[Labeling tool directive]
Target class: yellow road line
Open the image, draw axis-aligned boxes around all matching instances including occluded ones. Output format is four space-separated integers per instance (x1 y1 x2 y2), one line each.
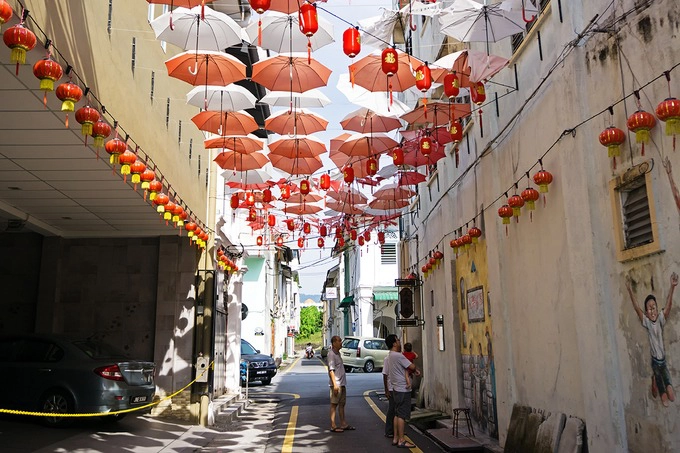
279 356 302 375
363 390 422 452
281 405 298 453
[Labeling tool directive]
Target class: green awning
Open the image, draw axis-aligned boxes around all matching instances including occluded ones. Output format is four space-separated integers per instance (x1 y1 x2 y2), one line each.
373 291 399 301
339 295 354 308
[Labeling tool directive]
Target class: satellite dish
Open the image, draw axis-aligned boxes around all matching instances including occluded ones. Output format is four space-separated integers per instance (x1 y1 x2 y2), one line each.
241 303 249 320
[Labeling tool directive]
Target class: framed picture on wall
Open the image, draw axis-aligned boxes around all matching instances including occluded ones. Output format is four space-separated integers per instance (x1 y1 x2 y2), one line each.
467 286 485 322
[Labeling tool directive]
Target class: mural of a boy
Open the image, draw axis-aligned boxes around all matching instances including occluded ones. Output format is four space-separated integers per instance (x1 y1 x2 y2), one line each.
626 272 678 407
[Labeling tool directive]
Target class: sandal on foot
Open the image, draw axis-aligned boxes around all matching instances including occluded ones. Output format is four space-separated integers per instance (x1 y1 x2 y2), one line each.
396 440 416 448
340 425 356 430
329 427 344 433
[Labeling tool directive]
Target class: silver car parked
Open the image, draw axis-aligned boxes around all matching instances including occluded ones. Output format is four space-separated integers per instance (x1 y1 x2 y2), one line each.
0 334 156 426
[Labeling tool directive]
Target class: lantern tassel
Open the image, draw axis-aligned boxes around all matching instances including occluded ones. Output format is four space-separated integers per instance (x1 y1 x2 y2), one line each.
201 0 205 19
258 18 262 46
65 113 69 128
478 109 484 137
350 65 355 88
43 92 48 108
423 98 427 120
307 39 312 65
389 81 393 107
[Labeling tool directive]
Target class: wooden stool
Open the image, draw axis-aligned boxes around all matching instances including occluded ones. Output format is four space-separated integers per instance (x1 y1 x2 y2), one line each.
452 407 475 438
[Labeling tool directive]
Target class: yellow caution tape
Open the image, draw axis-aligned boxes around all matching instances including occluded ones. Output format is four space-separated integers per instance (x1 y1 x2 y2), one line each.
0 361 214 418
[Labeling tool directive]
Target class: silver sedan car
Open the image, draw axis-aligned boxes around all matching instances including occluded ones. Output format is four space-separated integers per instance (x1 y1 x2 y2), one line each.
0 334 156 426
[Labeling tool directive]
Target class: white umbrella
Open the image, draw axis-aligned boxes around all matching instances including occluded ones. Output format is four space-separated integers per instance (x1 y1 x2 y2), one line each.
358 9 401 51
186 85 257 111
244 11 335 53
260 89 331 108
222 168 281 189
399 1 444 17
336 74 410 117
438 0 532 54
150 5 243 51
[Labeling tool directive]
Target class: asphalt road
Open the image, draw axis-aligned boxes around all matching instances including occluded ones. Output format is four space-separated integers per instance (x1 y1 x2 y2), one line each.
0 354 444 452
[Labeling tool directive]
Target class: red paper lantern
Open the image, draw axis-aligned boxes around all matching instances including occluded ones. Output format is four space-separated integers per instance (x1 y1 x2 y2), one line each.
656 97 680 136
627 110 655 155
338 236 345 247
377 231 385 244
0 1 12 25
434 250 444 261
508 194 525 219
262 188 272 203
358 236 365 246
185 222 197 237
256 236 263 246
421 265 428 274
3 23 36 71
450 119 463 143
350 229 358 241
248 208 257 222
276 236 284 247
335 227 343 238
429 256 437 266
470 81 486 105
320 173 331 190
140 169 155 199
300 179 311 195
297 237 305 248
366 157 378 176
468 227 482 243
268 214 276 227
105 137 127 166
299 2 318 36
249 0 271 14
286 219 295 231
32 56 63 105
381 48 398 76
153 193 169 213
415 63 432 93
443 73 460 99
319 224 327 236
498 204 513 224
75 105 100 136
118 150 137 179
55 81 83 127
363 231 371 241
521 187 540 210
230 193 240 209
280 184 291 200
533 169 553 193
163 201 176 222
343 166 355 184
317 237 325 248
91 120 112 149
599 126 626 160
343 27 361 58
392 147 404 165
245 191 255 207
303 222 311 235
148 180 163 201
420 136 433 155
129 161 146 188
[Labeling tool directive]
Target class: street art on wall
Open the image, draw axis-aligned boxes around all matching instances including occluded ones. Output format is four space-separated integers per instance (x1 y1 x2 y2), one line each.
626 271 678 407
467 286 485 322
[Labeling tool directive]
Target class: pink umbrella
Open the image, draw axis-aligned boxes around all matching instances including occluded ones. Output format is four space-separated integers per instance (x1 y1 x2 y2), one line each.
165 50 246 86
270 154 324 175
213 151 269 171
326 200 365 215
337 133 399 158
340 107 403 133
265 108 329 135
368 198 410 210
204 135 265 153
268 135 327 159
251 53 332 93
373 184 416 201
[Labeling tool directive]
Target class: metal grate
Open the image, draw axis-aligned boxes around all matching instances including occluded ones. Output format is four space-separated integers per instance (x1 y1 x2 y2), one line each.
381 243 397 264
621 183 653 249
511 0 551 53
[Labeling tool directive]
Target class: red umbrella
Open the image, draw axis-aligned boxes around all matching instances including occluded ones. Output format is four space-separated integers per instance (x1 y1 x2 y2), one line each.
265 108 329 135
373 184 416 201
251 53 332 93
269 0 301 14
401 102 471 126
368 198 410 210
214 151 269 171
285 193 323 204
340 107 403 133
269 135 327 159
326 200 365 215
401 126 454 146
349 49 424 93
395 171 426 186
204 135 264 153
327 188 368 205
283 203 323 215
402 148 447 167
191 110 259 135
165 50 246 86
337 133 399 158
330 133 353 152
269 154 323 175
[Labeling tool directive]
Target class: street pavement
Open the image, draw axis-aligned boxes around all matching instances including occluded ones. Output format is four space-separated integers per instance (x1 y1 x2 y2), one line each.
0 353 447 452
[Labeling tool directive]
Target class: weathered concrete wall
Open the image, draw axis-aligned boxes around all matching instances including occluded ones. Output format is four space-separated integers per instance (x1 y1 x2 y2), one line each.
0 232 42 333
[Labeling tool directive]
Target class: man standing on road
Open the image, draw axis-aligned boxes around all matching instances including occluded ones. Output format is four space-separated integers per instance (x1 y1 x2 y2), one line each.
382 351 395 439
327 335 355 432
386 334 419 448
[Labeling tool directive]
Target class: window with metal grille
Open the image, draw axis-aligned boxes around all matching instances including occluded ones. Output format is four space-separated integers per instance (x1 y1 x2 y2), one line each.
621 181 653 249
381 243 397 264
511 0 551 53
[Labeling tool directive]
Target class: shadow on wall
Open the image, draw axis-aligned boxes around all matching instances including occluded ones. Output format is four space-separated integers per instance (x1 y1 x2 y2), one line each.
504 404 587 453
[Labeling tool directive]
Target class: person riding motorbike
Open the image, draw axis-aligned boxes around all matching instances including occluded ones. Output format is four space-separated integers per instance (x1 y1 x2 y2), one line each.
305 343 314 359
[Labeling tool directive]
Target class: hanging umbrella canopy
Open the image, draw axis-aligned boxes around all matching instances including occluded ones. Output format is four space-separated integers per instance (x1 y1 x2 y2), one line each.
340 107 403 133
186 85 257 111
223 168 278 190
358 9 401 51
269 154 324 175
327 188 368 205
165 50 246 86
283 203 324 215
401 102 471 125
326 200 365 215
251 53 332 93
349 49 424 93
330 132 354 153
401 126 454 146
244 11 335 53
285 193 323 204
268 0 303 14
377 164 425 185
148 0 214 7
337 133 399 158
373 183 416 200
214 150 269 171
192 110 259 135
368 198 410 210
150 5 243 51
402 147 447 167
261 89 331 108
204 134 265 153
265 108 329 135
269 135 327 159
431 49 509 87
438 0 534 54
337 74 411 117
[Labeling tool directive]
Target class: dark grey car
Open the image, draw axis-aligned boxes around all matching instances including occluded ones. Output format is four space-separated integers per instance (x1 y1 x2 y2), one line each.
0 334 155 426
240 339 277 385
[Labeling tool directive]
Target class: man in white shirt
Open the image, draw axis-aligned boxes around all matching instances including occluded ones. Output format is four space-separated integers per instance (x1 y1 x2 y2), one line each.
382 353 395 439
386 334 419 448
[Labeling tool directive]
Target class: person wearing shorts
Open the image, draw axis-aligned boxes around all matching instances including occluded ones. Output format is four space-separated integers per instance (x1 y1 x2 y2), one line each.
386 334 420 448
327 335 355 432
